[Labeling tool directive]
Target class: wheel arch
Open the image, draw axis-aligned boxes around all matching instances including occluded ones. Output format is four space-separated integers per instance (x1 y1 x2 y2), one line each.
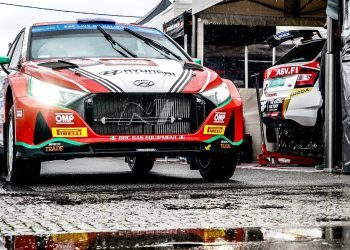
5 86 13 123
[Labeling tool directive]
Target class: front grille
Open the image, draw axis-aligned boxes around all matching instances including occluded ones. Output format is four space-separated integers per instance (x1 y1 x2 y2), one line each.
85 93 214 135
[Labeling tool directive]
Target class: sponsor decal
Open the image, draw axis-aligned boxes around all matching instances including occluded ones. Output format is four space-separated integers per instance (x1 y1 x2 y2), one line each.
276 66 299 76
220 140 231 149
290 88 312 98
203 125 226 135
278 158 291 163
32 24 163 35
55 113 74 125
265 92 277 98
263 99 283 112
214 112 226 124
204 144 211 151
220 143 231 149
275 31 292 39
52 128 88 138
99 59 157 66
16 109 23 119
136 148 157 152
45 143 64 152
99 69 176 77
133 80 155 87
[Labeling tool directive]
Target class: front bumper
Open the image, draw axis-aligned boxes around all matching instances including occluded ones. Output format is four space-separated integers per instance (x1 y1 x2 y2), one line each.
14 93 244 161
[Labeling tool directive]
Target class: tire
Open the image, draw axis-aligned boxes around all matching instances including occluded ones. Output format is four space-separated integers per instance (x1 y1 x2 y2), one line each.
126 156 154 175
3 107 41 184
196 153 237 180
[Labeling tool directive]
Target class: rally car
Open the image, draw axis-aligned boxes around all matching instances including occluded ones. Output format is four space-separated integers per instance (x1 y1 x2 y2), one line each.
261 30 326 155
0 19 243 183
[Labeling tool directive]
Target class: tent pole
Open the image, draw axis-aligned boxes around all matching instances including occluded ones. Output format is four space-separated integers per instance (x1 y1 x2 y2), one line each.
191 14 197 58
325 16 335 172
245 45 249 88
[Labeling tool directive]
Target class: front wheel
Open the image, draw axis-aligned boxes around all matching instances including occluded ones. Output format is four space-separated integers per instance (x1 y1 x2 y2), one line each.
126 156 155 175
196 153 237 180
4 107 41 184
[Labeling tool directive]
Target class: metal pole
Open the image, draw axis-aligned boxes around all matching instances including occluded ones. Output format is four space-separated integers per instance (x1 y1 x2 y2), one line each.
184 34 188 53
191 14 197 58
272 47 276 65
325 17 335 172
245 45 249 88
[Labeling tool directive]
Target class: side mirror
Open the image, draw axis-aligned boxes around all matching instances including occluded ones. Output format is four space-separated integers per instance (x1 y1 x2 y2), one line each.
0 56 10 65
193 58 202 65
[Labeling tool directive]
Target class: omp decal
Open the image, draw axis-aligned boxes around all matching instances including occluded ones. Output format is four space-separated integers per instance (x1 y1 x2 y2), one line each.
16 109 23 119
204 144 211 151
55 113 74 125
289 87 312 98
204 136 243 146
52 128 88 137
73 68 123 92
214 112 226 124
16 138 84 149
203 125 226 135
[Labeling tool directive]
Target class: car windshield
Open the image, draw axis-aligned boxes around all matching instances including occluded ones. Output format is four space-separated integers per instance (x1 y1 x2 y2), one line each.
30 23 189 61
275 40 325 65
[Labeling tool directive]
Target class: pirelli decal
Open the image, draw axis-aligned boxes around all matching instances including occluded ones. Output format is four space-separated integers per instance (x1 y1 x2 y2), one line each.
52 128 88 138
203 125 226 135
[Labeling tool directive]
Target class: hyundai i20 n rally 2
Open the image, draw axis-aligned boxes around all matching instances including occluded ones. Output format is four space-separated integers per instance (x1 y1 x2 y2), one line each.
261 30 326 156
0 19 243 183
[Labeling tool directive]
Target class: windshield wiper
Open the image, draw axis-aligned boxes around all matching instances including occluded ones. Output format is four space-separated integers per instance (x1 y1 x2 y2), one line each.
97 26 137 58
124 27 182 61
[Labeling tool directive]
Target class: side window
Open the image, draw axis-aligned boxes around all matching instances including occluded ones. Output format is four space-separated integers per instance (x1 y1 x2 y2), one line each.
9 32 24 69
345 0 350 30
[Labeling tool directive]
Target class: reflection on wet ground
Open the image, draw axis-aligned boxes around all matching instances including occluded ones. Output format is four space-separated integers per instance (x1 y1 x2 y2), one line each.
2 226 350 249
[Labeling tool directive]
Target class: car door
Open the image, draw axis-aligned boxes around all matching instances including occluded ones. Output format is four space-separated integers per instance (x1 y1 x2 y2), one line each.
0 30 25 147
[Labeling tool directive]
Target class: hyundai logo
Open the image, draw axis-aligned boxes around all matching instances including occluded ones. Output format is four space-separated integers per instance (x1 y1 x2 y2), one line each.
133 80 155 87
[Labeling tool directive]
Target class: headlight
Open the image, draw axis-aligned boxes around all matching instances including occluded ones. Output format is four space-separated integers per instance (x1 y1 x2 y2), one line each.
200 82 231 106
29 77 87 106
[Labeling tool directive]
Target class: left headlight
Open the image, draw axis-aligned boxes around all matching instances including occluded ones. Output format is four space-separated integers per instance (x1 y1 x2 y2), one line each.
29 77 87 106
200 82 231 106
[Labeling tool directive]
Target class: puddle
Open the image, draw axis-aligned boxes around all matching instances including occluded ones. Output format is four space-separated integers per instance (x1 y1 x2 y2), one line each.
2 226 350 249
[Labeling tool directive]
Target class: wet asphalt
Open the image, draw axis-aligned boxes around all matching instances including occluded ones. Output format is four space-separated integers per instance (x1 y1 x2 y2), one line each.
1 158 350 249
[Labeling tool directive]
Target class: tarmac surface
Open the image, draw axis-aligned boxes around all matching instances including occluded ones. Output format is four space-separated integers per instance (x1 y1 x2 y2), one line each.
0 158 350 249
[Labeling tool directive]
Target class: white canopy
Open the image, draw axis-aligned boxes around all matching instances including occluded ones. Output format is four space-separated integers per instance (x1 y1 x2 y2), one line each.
193 0 326 26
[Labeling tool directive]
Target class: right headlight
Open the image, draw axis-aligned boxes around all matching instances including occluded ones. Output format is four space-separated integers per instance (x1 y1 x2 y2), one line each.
200 82 231 106
29 77 87 106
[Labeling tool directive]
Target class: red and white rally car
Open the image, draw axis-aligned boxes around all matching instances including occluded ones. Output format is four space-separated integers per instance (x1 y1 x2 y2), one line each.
261 30 326 155
0 19 243 183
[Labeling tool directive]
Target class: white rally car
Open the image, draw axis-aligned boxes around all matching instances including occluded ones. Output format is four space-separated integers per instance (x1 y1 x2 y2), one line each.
261 30 326 155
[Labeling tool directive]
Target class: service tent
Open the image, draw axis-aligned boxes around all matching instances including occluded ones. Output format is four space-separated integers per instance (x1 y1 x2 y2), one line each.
137 0 192 31
192 0 327 26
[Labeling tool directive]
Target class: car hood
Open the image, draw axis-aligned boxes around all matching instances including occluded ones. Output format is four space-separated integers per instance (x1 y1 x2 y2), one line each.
25 58 220 94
